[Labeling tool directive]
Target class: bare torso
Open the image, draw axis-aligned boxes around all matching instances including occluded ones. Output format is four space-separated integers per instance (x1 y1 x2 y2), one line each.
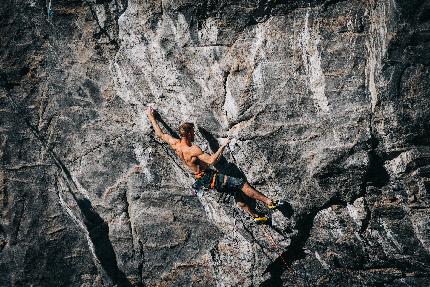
171 142 208 174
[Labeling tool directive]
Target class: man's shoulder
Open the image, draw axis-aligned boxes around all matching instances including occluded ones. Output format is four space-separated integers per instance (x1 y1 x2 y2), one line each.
190 145 203 154
170 138 180 145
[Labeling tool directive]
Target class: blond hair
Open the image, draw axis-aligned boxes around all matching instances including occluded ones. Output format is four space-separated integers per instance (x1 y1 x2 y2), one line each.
179 122 194 137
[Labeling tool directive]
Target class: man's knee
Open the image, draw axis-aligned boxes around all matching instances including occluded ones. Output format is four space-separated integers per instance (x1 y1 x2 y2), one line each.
236 201 247 208
241 181 250 189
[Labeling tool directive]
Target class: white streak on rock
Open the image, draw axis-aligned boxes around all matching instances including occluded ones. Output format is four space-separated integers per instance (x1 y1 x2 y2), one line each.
111 62 140 105
366 1 390 111
93 4 107 28
58 190 112 285
250 24 266 64
250 25 267 88
134 144 154 182
347 197 366 227
198 18 219 44
315 251 329 269
110 61 149 132
176 13 191 47
223 80 239 121
252 63 263 87
382 220 403 252
300 10 329 114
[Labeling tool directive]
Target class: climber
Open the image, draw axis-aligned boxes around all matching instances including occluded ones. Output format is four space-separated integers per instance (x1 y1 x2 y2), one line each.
145 107 280 224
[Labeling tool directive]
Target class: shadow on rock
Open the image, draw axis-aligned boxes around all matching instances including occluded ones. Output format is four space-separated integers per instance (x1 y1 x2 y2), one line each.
154 110 180 138
277 201 294 218
76 198 133 287
198 126 255 208
261 193 347 286
198 126 246 179
199 127 298 221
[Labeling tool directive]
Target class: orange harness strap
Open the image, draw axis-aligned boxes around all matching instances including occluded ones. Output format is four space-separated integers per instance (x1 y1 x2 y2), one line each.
210 173 217 189
195 171 205 179
194 170 217 190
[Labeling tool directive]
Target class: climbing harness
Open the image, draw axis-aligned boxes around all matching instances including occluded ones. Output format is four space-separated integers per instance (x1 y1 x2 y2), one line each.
211 173 217 189
195 170 205 179
192 169 219 192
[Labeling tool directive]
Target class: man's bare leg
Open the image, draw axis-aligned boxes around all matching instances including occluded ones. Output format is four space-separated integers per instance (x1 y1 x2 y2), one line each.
241 182 273 206
236 201 258 218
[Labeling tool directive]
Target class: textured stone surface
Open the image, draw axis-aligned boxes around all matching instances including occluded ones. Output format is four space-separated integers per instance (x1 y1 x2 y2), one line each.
1 0 430 286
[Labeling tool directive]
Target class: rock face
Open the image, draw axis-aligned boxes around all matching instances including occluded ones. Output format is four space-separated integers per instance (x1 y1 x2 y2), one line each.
1 0 430 286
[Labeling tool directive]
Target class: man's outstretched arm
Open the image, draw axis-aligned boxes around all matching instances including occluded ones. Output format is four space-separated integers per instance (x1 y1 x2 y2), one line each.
196 138 230 166
146 107 178 145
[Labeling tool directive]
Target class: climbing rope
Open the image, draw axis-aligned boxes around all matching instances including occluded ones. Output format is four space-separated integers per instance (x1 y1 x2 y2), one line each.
260 224 293 272
148 118 297 278
227 139 294 272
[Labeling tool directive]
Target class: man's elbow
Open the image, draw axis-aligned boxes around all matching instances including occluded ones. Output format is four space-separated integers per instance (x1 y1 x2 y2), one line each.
208 157 217 166
155 132 164 139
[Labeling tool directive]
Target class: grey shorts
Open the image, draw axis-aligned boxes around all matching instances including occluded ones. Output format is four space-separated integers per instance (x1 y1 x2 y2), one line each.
193 169 245 193
216 173 245 192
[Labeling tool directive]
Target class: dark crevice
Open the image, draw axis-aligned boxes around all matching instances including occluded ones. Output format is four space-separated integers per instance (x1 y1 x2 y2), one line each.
347 136 389 206
250 0 347 25
364 149 390 188
359 197 371 234
87 3 119 49
5 93 132 287
352 125 388 233
122 188 134 249
260 192 346 286
75 197 132 287
137 239 144 286
221 70 230 120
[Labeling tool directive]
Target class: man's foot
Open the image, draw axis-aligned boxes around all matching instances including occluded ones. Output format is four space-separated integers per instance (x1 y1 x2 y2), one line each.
266 200 284 209
254 216 269 225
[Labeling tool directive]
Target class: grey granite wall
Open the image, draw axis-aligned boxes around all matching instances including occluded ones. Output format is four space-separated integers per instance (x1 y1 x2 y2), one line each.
1 0 429 286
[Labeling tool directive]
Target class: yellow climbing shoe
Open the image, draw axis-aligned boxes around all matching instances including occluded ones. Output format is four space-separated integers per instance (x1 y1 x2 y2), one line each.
254 216 269 224
266 200 279 209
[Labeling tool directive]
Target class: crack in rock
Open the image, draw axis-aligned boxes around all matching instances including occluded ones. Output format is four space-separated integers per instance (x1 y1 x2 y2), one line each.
261 192 347 286
6 94 132 287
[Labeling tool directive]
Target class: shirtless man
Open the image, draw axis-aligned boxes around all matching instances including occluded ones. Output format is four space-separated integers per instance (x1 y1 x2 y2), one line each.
146 107 278 223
